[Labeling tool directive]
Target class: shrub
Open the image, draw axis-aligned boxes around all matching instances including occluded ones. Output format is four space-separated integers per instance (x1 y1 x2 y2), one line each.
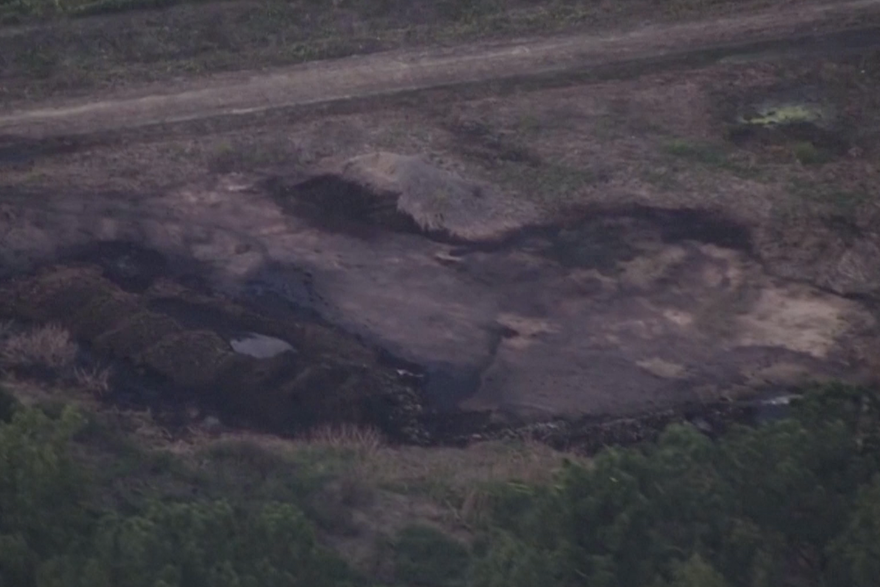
393 524 471 587
792 141 827 165
0 405 361 587
0 385 19 422
0 405 89 585
473 385 880 587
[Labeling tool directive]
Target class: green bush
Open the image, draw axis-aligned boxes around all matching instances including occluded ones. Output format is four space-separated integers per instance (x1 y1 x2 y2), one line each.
0 405 359 587
53 500 354 587
0 386 18 423
472 384 880 587
2 384 880 587
393 524 471 587
792 141 828 165
0 405 90 586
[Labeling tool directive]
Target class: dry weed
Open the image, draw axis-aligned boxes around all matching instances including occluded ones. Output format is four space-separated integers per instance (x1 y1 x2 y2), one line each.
73 365 113 397
306 423 385 457
359 435 586 526
0 324 78 371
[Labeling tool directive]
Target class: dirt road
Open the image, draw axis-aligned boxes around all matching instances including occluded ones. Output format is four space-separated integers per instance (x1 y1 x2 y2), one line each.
1 0 878 138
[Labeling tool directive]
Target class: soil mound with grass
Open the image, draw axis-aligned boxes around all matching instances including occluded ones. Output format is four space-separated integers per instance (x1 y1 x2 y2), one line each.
270 151 540 242
0 264 429 443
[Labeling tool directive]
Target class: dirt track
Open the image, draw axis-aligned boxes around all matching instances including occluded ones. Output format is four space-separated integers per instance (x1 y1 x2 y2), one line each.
1 0 878 138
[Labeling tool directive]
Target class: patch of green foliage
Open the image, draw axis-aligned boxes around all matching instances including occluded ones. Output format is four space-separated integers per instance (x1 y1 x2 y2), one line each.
0 402 363 587
393 524 471 587
788 179 871 215
664 138 731 167
792 141 830 166
0 385 19 423
661 138 759 179
2 383 880 586
468 383 880 587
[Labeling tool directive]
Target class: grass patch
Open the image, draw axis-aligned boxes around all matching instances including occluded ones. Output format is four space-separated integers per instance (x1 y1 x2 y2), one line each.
664 138 730 167
207 137 297 173
0 384 19 422
662 137 762 179
495 160 607 208
792 141 831 166
788 178 872 214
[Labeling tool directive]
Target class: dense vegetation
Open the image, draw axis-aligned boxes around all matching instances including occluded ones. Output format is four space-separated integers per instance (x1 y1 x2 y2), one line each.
0 397 361 587
2 383 880 586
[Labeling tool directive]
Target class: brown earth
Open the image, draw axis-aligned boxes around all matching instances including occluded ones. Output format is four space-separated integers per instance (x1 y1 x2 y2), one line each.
1 0 880 440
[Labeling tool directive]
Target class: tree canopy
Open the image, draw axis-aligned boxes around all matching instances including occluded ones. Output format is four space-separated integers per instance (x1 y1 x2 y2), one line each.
2 383 880 586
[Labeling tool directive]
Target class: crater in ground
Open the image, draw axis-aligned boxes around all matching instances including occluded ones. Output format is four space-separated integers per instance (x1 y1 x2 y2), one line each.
0 152 875 442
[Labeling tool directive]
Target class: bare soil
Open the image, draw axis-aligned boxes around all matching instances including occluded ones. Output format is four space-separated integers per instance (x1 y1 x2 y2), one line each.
1 0 880 443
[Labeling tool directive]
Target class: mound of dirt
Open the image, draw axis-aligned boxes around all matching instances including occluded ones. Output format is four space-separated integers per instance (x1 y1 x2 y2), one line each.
272 151 540 242
0 264 429 443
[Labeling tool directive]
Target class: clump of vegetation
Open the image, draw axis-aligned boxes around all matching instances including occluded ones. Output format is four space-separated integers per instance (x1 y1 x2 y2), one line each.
469 383 880 587
393 524 470 587
664 138 731 167
792 141 829 165
661 138 757 178
788 179 871 215
0 396 363 586
1 382 879 586
0 324 78 371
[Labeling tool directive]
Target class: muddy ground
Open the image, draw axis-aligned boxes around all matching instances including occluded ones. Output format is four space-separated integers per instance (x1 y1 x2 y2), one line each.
1 1 879 449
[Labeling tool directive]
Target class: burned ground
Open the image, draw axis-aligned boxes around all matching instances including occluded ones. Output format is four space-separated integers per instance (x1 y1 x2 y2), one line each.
1 0 879 449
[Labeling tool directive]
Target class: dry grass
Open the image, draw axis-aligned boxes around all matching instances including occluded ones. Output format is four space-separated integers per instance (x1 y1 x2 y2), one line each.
117 410 580 525
351 436 586 525
0 324 78 371
73 364 113 397
332 151 541 241
306 423 386 457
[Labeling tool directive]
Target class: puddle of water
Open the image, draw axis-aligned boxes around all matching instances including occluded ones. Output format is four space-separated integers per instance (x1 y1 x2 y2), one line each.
738 102 833 129
229 332 296 359
236 263 329 322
